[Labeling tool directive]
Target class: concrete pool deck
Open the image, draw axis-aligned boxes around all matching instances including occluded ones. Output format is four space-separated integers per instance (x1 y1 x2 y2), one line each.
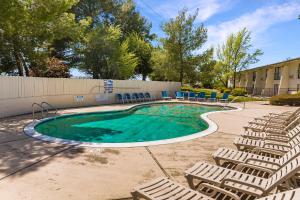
0 101 296 199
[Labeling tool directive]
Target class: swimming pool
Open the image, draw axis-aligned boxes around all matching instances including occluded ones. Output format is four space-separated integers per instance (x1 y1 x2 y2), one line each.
25 103 234 147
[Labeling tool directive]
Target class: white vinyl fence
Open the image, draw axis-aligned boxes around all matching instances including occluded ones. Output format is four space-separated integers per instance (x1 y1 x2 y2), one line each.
0 76 180 118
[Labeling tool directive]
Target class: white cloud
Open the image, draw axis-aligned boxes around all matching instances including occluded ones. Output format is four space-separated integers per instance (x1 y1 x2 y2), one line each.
152 0 232 22
206 1 300 49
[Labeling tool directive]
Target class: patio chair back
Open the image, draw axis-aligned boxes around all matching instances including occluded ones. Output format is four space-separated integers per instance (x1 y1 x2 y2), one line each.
266 155 300 192
222 93 229 100
183 92 189 98
210 92 217 99
138 93 145 99
198 92 206 99
279 144 300 166
161 91 170 98
144 92 151 99
124 93 131 100
288 125 300 147
175 91 183 98
132 93 139 100
189 92 196 98
116 93 123 102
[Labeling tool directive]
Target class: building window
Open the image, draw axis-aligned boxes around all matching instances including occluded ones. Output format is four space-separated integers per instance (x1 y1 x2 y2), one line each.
252 71 256 81
265 69 268 79
298 64 300 79
274 67 281 80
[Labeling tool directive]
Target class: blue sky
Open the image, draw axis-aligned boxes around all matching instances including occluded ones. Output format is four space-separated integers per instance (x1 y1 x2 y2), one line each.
135 0 300 68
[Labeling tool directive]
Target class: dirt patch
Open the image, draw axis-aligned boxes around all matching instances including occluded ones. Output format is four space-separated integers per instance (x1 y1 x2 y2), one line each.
85 155 108 164
103 148 120 155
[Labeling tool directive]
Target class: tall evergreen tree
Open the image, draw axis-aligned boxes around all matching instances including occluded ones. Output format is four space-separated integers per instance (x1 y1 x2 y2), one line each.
162 9 207 85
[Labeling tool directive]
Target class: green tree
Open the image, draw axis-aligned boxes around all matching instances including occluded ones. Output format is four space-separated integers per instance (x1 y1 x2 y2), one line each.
80 25 138 79
162 9 207 85
198 48 216 88
217 28 263 88
126 33 152 80
0 0 89 76
149 47 178 81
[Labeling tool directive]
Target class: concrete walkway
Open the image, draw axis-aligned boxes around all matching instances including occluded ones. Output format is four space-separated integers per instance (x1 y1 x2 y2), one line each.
0 101 296 200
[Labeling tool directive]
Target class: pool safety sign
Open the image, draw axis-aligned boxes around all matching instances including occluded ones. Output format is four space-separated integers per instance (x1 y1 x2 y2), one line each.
74 95 84 102
104 79 113 93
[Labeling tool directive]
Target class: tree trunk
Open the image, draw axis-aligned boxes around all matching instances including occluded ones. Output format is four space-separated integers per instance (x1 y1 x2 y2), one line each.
142 74 146 81
233 70 236 89
20 54 30 76
179 52 183 86
13 50 24 76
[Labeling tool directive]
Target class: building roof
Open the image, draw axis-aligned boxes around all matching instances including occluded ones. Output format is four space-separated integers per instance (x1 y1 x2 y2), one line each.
242 56 300 72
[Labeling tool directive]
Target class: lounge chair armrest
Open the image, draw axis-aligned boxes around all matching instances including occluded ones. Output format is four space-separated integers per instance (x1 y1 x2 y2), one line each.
243 158 281 167
220 178 265 193
235 163 274 175
252 147 285 157
199 183 241 200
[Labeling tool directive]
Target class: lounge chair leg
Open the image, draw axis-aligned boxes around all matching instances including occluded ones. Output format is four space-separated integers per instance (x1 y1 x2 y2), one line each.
131 191 139 200
185 175 195 189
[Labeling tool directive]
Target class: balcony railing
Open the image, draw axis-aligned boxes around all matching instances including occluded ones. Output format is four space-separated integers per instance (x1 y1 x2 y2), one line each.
240 87 299 97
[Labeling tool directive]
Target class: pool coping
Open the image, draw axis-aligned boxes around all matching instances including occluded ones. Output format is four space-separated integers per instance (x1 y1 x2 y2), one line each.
24 101 242 148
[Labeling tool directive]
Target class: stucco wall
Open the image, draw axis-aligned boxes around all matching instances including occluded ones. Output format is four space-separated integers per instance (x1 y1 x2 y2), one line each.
0 76 181 118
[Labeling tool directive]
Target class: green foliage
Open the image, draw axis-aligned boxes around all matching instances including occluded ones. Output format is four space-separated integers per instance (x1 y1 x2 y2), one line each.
80 25 138 79
0 0 89 76
181 86 218 95
150 47 178 81
126 33 152 80
231 88 247 96
161 9 208 85
198 48 217 88
216 28 263 88
270 94 300 106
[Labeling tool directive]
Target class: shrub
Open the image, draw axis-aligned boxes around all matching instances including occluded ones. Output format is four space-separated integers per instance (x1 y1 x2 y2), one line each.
224 89 232 94
270 93 300 106
231 88 247 96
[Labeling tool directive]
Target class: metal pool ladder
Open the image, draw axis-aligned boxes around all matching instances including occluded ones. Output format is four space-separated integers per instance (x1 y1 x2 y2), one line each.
222 96 246 110
32 102 58 120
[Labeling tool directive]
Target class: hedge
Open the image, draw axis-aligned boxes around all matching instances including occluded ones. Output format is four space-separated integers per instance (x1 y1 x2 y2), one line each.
231 88 247 96
270 93 300 106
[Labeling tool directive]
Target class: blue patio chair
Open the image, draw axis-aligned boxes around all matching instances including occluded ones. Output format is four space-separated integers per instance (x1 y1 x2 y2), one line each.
207 92 217 102
144 92 153 101
219 93 229 103
175 91 184 100
196 92 206 101
116 93 124 103
138 93 146 102
124 93 132 103
188 92 196 101
132 93 140 102
183 92 189 99
161 91 171 100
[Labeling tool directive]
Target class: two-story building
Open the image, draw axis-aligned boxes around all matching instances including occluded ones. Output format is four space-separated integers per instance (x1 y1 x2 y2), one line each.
236 57 300 96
